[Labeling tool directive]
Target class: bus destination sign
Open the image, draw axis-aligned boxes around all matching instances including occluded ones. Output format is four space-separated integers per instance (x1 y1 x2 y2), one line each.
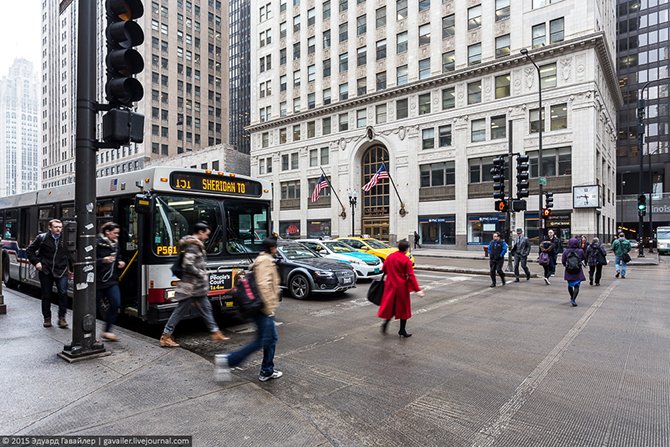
170 172 263 197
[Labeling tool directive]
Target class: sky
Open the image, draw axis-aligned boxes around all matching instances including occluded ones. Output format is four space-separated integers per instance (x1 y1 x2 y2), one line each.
1 0 42 77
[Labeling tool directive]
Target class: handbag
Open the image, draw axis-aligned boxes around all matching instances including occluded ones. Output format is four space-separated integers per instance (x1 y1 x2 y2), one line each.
622 252 632 263
232 270 265 318
367 274 385 306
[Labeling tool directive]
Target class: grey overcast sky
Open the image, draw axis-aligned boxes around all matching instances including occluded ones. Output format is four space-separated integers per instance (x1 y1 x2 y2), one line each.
1 0 42 77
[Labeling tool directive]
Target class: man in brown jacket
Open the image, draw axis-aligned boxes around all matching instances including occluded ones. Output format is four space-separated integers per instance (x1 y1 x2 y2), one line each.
215 237 282 382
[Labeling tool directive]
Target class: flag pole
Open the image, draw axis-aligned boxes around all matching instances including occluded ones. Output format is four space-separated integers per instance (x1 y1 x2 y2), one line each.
381 164 407 217
320 167 347 219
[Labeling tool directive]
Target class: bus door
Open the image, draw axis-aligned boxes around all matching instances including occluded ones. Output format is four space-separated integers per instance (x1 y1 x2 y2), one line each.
19 207 38 283
118 198 142 314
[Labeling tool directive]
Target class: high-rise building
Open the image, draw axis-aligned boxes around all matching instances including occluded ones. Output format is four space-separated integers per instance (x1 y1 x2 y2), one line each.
249 0 621 247
229 0 251 155
40 0 230 189
616 0 670 240
0 58 40 196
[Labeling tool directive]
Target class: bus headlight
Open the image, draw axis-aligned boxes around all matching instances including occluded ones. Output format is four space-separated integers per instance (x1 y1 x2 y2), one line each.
166 289 176 300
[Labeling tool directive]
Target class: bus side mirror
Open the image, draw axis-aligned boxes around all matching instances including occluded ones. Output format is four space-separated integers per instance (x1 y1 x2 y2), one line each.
135 194 151 215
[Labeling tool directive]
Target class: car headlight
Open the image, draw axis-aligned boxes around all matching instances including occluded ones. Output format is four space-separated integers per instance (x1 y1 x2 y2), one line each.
350 259 363 265
315 270 334 277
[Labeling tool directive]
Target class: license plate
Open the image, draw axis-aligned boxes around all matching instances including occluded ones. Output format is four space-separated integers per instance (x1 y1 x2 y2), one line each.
343 277 352 284
374 268 380 274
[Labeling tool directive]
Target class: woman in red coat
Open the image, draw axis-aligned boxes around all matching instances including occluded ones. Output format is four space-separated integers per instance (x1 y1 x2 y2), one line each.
378 240 424 337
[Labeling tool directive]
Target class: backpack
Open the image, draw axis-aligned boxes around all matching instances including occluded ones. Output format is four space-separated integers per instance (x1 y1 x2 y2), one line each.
232 270 264 318
565 250 581 274
171 250 185 279
538 252 550 266
588 244 599 266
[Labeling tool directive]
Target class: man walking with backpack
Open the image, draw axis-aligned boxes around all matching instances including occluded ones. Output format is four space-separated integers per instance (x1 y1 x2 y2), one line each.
215 237 282 382
612 233 632 278
512 228 531 282
562 238 586 307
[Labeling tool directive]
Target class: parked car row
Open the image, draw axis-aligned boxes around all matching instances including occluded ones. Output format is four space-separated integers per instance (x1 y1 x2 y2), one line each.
272 237 409 300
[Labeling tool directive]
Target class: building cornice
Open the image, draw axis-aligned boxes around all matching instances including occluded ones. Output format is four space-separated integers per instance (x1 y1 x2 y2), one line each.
247 32 622 134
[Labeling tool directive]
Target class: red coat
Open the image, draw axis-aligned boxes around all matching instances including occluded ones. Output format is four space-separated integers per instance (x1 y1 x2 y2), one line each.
377 251 421 320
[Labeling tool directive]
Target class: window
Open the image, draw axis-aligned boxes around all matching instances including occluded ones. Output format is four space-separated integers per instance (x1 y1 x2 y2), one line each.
282 154 289 171
376 39 387 60
280 75 287 91
491 115 506 139
308 36 316 54
324 88 331 105
339 53 348 72
397 98 408 119
529 108 544 133
471 119 486 142
293 42 301 60
376 72 387 90
357 77 367 95
396 65 409 85
280 21 287 39
280 102 287 117
310 149 319 166
442 51 455 72
281 180 301 199
493 0 511 19
308 7 316 26
376 104 387 124
324 59 331 77
468 5 481 30
339 113 349 131
419 24 430 46
339 83 348 100
293 98 301 113
533 23 546 48
421 162 455 187
357 15 366 35
495 34 510 58
397 0 407 19
340 23 348 42
397 31 408 53
439 125 452 146
293 125 301 142
422 128 435 149
280 128 287 144
324 0 331 19
262 132 269 148
495 74 511 99
442 14 455 38
357 109 367 128
419 93 431 115
323 117 332 135
308 121 316 138
323 30 331 48
294 15 301 33
550 18 564 43
308 64 316 82
280 48 287 65
294 70 301 87
540 63 557 88
528 148 570 178
468 44 481 65
419 58 430 80
357 47 367 66
442 87 455 109
468 81 481 104
339 0 348 12
308 93 316 109
551 103 567 130
419 0 430 12
321 147 329 165
376 7 386 28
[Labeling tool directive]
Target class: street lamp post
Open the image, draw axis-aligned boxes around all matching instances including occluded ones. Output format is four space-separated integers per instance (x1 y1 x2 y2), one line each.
348 189 357 237
520 48 544 237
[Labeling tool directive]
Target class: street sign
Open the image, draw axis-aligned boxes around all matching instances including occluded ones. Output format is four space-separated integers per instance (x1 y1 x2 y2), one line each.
539 176 547 186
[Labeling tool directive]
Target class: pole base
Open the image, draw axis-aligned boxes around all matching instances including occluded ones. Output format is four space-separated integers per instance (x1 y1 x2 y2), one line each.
59 342 110 363
0 303 6 314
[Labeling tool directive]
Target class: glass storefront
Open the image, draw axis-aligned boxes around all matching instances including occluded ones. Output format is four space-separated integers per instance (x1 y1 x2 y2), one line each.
419 216 455 245
467 214 507 245
308 220 331 238
279 220 301 239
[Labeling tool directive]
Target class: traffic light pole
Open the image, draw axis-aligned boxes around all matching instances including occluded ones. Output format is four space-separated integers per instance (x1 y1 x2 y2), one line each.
637 92 646 258
60 0 108 361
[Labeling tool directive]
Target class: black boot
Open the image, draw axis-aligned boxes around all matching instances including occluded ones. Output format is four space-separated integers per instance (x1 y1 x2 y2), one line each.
571 286 579 306
398 319 412 338
381 319 390 335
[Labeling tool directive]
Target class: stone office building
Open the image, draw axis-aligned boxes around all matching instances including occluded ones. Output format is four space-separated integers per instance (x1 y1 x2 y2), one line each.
249 0 621 248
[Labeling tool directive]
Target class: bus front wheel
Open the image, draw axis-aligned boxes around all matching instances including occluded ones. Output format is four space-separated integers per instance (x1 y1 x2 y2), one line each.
3 254 18 289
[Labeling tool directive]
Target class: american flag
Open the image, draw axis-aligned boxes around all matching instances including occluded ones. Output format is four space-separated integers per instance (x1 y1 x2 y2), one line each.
362 164 389 192
311 174 329 202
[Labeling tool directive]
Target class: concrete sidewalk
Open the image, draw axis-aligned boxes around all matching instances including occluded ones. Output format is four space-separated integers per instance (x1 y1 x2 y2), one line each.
0 289 327 446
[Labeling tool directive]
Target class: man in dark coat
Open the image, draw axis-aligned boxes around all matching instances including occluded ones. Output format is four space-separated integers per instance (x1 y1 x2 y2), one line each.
26 219 71 328
513 228 531 282
413 231 421 249
547 229 561 276
488 232 508 288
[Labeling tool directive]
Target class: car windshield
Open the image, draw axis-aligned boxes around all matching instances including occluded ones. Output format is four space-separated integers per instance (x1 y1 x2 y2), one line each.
279 244 320 260
365 239 390 249
324 242 356 253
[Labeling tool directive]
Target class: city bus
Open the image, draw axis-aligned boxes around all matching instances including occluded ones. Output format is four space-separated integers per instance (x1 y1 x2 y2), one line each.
657 226 670 254
0 167 272 324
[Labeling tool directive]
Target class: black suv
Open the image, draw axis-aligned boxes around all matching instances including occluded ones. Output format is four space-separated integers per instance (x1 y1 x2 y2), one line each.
275 241 356 299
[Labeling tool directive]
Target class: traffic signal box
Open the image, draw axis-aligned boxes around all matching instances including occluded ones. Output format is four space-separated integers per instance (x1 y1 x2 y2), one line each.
638 194 647 216
543 192 554 219
514 154 530 211
491 157 506 211
102 0 145 145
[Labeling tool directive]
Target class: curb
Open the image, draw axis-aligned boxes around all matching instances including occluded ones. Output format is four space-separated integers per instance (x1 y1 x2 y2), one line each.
416 265 540 278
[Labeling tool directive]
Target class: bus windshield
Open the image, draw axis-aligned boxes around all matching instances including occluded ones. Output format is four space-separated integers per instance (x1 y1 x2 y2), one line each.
657 230 670 240
224 199 270 254
153 195 224 255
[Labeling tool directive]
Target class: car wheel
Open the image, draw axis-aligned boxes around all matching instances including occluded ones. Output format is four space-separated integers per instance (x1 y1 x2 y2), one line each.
289 274 311 300
3 255 18 289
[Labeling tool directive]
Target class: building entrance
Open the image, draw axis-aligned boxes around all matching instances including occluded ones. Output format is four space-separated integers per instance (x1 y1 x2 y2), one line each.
361 145 390 241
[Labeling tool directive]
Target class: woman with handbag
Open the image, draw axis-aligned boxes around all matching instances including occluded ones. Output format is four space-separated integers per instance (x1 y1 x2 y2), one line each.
378 240 424 337
585 237 607 286
539 235 555 285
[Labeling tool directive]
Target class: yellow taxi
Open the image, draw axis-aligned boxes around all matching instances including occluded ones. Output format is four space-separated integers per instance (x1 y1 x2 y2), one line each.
336 237 415 266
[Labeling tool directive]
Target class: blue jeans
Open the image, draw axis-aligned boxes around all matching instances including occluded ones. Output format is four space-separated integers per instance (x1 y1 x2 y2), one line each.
39 271 68 319
163 295 220 335
97 285 121 332
614 255 627 276
227 314 277 377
